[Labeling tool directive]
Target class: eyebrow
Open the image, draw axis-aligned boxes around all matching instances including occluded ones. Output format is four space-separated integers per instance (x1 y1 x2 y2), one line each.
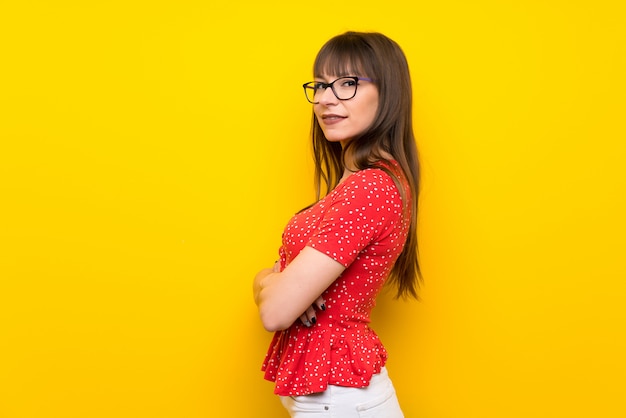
314 68 358 79
314 72 362 81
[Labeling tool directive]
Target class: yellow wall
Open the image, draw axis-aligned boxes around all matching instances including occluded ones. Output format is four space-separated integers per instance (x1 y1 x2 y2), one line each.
1 1 624 417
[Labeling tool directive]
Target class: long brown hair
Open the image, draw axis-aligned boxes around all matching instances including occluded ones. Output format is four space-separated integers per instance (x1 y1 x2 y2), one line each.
310 31 422 299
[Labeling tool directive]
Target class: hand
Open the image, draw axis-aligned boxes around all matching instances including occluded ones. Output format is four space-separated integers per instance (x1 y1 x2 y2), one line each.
253 261 280 306
299 296 326 327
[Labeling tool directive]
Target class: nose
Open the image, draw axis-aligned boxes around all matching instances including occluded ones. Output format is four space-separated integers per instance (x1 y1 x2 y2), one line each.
317 86 338 105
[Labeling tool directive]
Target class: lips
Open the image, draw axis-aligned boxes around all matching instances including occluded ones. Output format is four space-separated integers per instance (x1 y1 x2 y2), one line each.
321 114 347 125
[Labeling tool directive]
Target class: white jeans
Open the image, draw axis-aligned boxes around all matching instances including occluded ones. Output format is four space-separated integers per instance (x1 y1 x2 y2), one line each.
279 367 404 417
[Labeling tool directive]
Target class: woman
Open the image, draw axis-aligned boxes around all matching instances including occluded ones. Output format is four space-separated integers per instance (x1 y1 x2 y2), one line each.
253 31 421 417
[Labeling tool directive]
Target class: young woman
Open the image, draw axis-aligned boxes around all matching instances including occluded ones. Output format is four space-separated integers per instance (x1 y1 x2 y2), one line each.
253 31 421 417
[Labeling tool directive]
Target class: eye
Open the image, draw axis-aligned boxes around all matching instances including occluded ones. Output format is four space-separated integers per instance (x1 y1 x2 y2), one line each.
340 79 357 87
312 82 325 91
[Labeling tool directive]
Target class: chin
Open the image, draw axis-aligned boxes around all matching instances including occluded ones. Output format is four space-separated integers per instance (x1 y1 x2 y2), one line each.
324 137 344 143
323 134 352 144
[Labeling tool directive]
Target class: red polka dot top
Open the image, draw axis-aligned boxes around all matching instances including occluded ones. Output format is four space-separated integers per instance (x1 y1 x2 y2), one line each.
261 160 412 396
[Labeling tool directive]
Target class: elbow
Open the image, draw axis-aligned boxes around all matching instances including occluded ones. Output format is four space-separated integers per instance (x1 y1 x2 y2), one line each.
256 285 294 332
259 308 292 332
262 321 287 333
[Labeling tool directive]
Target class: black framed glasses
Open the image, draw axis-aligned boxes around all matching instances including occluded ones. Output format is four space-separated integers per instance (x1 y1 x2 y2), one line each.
302 76 373 104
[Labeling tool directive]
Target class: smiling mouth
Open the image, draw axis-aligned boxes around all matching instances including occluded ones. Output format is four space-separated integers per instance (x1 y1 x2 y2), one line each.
321 115 346 124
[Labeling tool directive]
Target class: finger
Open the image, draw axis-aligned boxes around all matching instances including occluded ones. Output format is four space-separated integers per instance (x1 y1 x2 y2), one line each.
299 313 311 327
314 296 326 311
305 305 317 325
299 305 318 327
272 261 280 273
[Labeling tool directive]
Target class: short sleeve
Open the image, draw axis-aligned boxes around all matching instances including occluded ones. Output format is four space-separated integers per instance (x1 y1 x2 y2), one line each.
307 169 404 267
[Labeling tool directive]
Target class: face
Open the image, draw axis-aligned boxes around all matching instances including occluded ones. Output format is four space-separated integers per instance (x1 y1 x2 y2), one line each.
313 74 379 147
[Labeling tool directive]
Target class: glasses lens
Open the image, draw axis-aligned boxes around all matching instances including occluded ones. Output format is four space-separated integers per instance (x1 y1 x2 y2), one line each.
304 83 318 103
303 78 359 103
333 77 358 100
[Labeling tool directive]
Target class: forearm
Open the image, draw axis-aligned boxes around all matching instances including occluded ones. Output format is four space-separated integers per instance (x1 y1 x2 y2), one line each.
253 248 345 331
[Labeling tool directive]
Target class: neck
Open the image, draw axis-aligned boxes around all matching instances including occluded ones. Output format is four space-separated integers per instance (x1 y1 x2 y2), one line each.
339 143 395 183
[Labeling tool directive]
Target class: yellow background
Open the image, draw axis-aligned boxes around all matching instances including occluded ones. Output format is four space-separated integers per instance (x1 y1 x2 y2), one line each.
1 1 625 417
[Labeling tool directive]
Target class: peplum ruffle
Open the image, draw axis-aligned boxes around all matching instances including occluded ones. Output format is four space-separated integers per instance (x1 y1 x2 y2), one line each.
262 318 388 396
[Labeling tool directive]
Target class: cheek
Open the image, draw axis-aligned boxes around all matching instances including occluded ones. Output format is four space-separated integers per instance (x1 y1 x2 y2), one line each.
313 107 324 124
364 100 379 126
362 91 379 123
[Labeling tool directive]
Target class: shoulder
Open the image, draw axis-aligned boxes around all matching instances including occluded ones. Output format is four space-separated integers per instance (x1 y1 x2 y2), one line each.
343 166 399 194
329 167 402 209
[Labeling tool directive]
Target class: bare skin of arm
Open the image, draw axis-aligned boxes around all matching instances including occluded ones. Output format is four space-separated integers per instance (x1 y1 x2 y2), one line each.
253 246 345 332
